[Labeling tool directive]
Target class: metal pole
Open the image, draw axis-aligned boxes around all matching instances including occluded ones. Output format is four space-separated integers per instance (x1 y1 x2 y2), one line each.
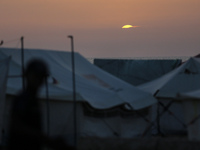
21 36 25 91
156 102 161 135
68 35 77 147
45 77 50 136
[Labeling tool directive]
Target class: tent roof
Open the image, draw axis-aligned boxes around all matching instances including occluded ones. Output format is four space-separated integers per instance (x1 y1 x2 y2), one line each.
0 47 157 110
94 59 181 86
138 57 200 98
178 89 200 100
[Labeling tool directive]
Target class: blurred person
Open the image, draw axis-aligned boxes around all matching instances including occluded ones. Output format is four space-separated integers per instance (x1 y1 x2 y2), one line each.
8 59 74 150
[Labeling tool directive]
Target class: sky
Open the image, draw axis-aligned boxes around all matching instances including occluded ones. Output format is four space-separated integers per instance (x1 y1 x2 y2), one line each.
0 0 200 58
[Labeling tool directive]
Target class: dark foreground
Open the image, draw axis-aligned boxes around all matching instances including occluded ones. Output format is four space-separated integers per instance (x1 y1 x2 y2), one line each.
1 136 200 150
77 137 200 150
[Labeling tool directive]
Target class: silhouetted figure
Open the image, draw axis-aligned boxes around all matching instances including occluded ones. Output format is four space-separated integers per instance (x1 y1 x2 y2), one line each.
8 59 74 150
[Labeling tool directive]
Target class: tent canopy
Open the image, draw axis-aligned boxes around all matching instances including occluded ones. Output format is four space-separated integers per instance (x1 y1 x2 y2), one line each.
94 59 181 86
0 47 157 110
178 89 200 100
138 57 200 98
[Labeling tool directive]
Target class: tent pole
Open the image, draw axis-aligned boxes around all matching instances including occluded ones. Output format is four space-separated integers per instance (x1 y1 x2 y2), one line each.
68 35 77 147
45 77 50 136
21 36 25 91
156 102 161 135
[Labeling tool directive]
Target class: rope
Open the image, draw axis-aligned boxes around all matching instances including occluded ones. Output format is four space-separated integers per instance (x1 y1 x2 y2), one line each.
142 101 174 136
159 101 187 128
187 115 200 126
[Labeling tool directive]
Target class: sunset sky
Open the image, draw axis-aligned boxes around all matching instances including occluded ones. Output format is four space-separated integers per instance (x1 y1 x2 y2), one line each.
0 0 200 58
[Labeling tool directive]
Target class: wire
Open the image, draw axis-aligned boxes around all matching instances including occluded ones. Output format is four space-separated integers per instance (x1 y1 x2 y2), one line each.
0 38 21 48
3 38 19 45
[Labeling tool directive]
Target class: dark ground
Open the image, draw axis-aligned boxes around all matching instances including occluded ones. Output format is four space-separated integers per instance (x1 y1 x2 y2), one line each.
1 136 200 150
77 136 200 150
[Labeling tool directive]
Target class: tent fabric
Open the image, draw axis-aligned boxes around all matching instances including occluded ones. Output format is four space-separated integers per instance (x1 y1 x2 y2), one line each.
0 47 157 110
182 100 200 141
2 96 152 142
138 57 200 98
138 57 200 135
81 112 149 137
179 89 200 99
0 57 11 144
94 59 181 86
177 91 200 141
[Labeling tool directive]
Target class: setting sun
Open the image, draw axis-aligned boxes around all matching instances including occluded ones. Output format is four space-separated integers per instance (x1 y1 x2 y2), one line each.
122 25 140 29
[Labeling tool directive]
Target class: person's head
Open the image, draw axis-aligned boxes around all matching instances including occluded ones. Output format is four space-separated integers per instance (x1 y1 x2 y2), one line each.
25 58 49 91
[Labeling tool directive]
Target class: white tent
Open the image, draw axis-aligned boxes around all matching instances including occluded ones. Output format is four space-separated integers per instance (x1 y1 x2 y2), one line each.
0 48 157 143
177 89 200 141
179 89 200 99
138 57 200 135
0 47 156 110
0 57 10 144
138 57 200 98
